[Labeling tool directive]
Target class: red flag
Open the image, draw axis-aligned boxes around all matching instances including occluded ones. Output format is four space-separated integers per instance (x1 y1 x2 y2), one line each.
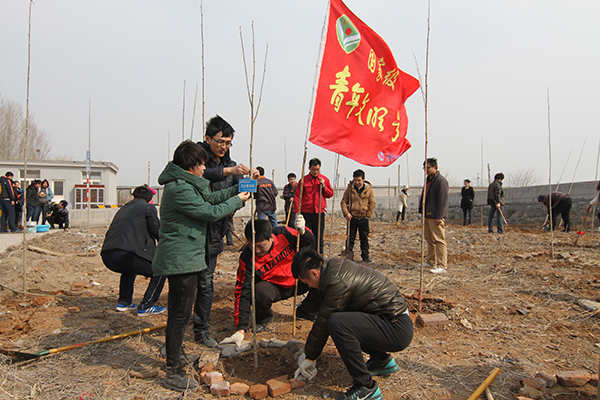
309 0 420 166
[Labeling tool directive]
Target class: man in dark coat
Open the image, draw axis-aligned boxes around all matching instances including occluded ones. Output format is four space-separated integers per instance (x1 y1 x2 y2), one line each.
487 172 506 233
194 115 252 347
255 166 279 228
101 186 166 316
460 179 475 226
281 172 297 227
291 248 413 400
418 158 449 274
0 172 19 232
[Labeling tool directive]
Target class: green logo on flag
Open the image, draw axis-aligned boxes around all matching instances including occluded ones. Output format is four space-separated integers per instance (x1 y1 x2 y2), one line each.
336 15 360 54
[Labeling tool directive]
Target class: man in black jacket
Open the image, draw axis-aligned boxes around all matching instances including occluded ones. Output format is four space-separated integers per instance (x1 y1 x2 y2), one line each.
487 172 505 233
418 158 449 274
101 186 166 316
195 115 253 347
291 248 413 400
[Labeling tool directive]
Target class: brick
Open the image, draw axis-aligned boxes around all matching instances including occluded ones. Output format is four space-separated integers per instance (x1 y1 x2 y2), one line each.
230 382 250 395
417 313 449 327
210 381 230 397
203 371 224 386
201 362 214 372
535 372 556 388
556 370 590 387
249 384 269 400
68 307 81 313
289 379 306 389
522 377 544 390
267 375 291 397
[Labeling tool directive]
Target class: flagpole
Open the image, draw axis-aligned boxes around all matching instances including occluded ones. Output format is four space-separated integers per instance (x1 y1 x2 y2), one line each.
292 0 331 336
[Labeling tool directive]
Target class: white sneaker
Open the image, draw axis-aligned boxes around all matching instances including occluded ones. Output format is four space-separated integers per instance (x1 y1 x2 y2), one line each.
418 262 432 268
429 266 447 274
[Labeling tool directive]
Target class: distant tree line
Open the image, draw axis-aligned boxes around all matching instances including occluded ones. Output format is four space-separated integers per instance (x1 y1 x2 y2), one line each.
0 93 52 160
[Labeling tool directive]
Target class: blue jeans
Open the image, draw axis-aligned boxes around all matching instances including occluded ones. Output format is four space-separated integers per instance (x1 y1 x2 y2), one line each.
257 210 279 228
193 254 218 337
0 199 17 232
488 205 504 233
26 205 38 222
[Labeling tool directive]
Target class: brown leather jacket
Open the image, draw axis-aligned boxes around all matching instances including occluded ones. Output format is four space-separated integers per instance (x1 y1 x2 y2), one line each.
340 181 376 220
304 258 408 360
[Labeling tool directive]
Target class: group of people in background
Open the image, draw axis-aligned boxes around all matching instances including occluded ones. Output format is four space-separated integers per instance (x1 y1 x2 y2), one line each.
0 172 69 233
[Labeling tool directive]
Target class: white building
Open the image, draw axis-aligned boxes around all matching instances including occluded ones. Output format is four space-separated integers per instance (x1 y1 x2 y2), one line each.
0 159 119 208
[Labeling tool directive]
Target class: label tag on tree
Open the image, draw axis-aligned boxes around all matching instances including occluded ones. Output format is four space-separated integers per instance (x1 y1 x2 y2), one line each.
238 178 257 193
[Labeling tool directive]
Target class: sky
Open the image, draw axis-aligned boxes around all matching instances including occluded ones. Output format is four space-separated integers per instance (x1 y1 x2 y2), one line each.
1 0 599 189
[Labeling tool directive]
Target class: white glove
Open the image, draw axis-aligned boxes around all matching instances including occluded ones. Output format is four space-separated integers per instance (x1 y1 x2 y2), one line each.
219 331 244 350
295 214 306 235
294 353 317 381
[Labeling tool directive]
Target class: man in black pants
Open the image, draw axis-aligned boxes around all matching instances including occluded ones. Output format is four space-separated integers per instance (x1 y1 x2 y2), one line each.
292 248 413 400
538 192 572 232
101 186 166 316
219 218 321 349
195 115 253 347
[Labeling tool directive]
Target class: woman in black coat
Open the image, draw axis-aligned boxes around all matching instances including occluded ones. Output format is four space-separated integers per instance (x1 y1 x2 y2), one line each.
460 179 475 225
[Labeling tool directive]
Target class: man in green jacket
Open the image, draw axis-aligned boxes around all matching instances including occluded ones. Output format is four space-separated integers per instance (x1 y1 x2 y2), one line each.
291 248 413 400
153 140 250 392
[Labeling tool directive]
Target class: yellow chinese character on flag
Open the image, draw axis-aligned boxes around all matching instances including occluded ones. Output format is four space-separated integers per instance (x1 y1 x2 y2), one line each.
329 65 351 112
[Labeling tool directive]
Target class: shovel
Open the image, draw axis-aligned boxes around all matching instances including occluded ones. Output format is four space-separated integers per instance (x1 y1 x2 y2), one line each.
340 221 354 260
0 323 167 360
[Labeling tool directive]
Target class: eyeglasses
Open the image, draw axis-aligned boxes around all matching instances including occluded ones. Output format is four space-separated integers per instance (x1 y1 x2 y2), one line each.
212 137 233 148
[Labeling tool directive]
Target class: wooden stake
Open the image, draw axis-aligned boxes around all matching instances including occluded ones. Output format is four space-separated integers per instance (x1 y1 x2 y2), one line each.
547 88 555 259
22 0 34 293
190 82 198 140
592 138 600 234
200 0 205 131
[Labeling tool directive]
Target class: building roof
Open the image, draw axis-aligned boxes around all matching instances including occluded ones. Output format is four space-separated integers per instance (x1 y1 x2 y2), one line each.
0 159 119 173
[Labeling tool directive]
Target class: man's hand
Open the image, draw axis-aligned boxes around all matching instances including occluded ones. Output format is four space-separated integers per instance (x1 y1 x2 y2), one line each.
295 214 306 235
435 218 443 226
345 213 352 221
496 203 501 209
226 164 250 177
219 331 245 350
587 205 592 213
294 353 317 381
318 177 325 186
251 168 260 179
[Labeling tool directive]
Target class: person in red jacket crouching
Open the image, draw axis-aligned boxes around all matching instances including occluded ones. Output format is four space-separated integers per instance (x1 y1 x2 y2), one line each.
220 218 321 348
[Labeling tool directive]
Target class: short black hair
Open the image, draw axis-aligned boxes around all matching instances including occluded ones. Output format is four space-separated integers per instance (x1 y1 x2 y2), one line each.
245 219 273 243
494 173 505 181
424 158 438 168
205 115 235 139
60 200 68 207
308 158 321 168
257 166 265 176
292 247 324 280
287 173 296 179
132 186 153 202
353 169 365 179
5 171 13 178
537 195 545 202
172 140 209 171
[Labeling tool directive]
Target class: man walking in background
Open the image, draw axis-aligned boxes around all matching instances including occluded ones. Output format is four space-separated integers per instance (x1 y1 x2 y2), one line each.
418 158 449 274
487 173 505 233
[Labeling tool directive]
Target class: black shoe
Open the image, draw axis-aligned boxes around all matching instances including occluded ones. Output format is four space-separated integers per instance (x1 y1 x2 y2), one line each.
362 258 373 264
194 331 217 348
255 322 270 333
366 354 399 376
163 365 199 392
338 382 382 400
296 308 318 321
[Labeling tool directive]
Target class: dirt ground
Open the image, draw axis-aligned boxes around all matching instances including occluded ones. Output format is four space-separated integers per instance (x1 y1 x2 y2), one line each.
0 218 599 400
